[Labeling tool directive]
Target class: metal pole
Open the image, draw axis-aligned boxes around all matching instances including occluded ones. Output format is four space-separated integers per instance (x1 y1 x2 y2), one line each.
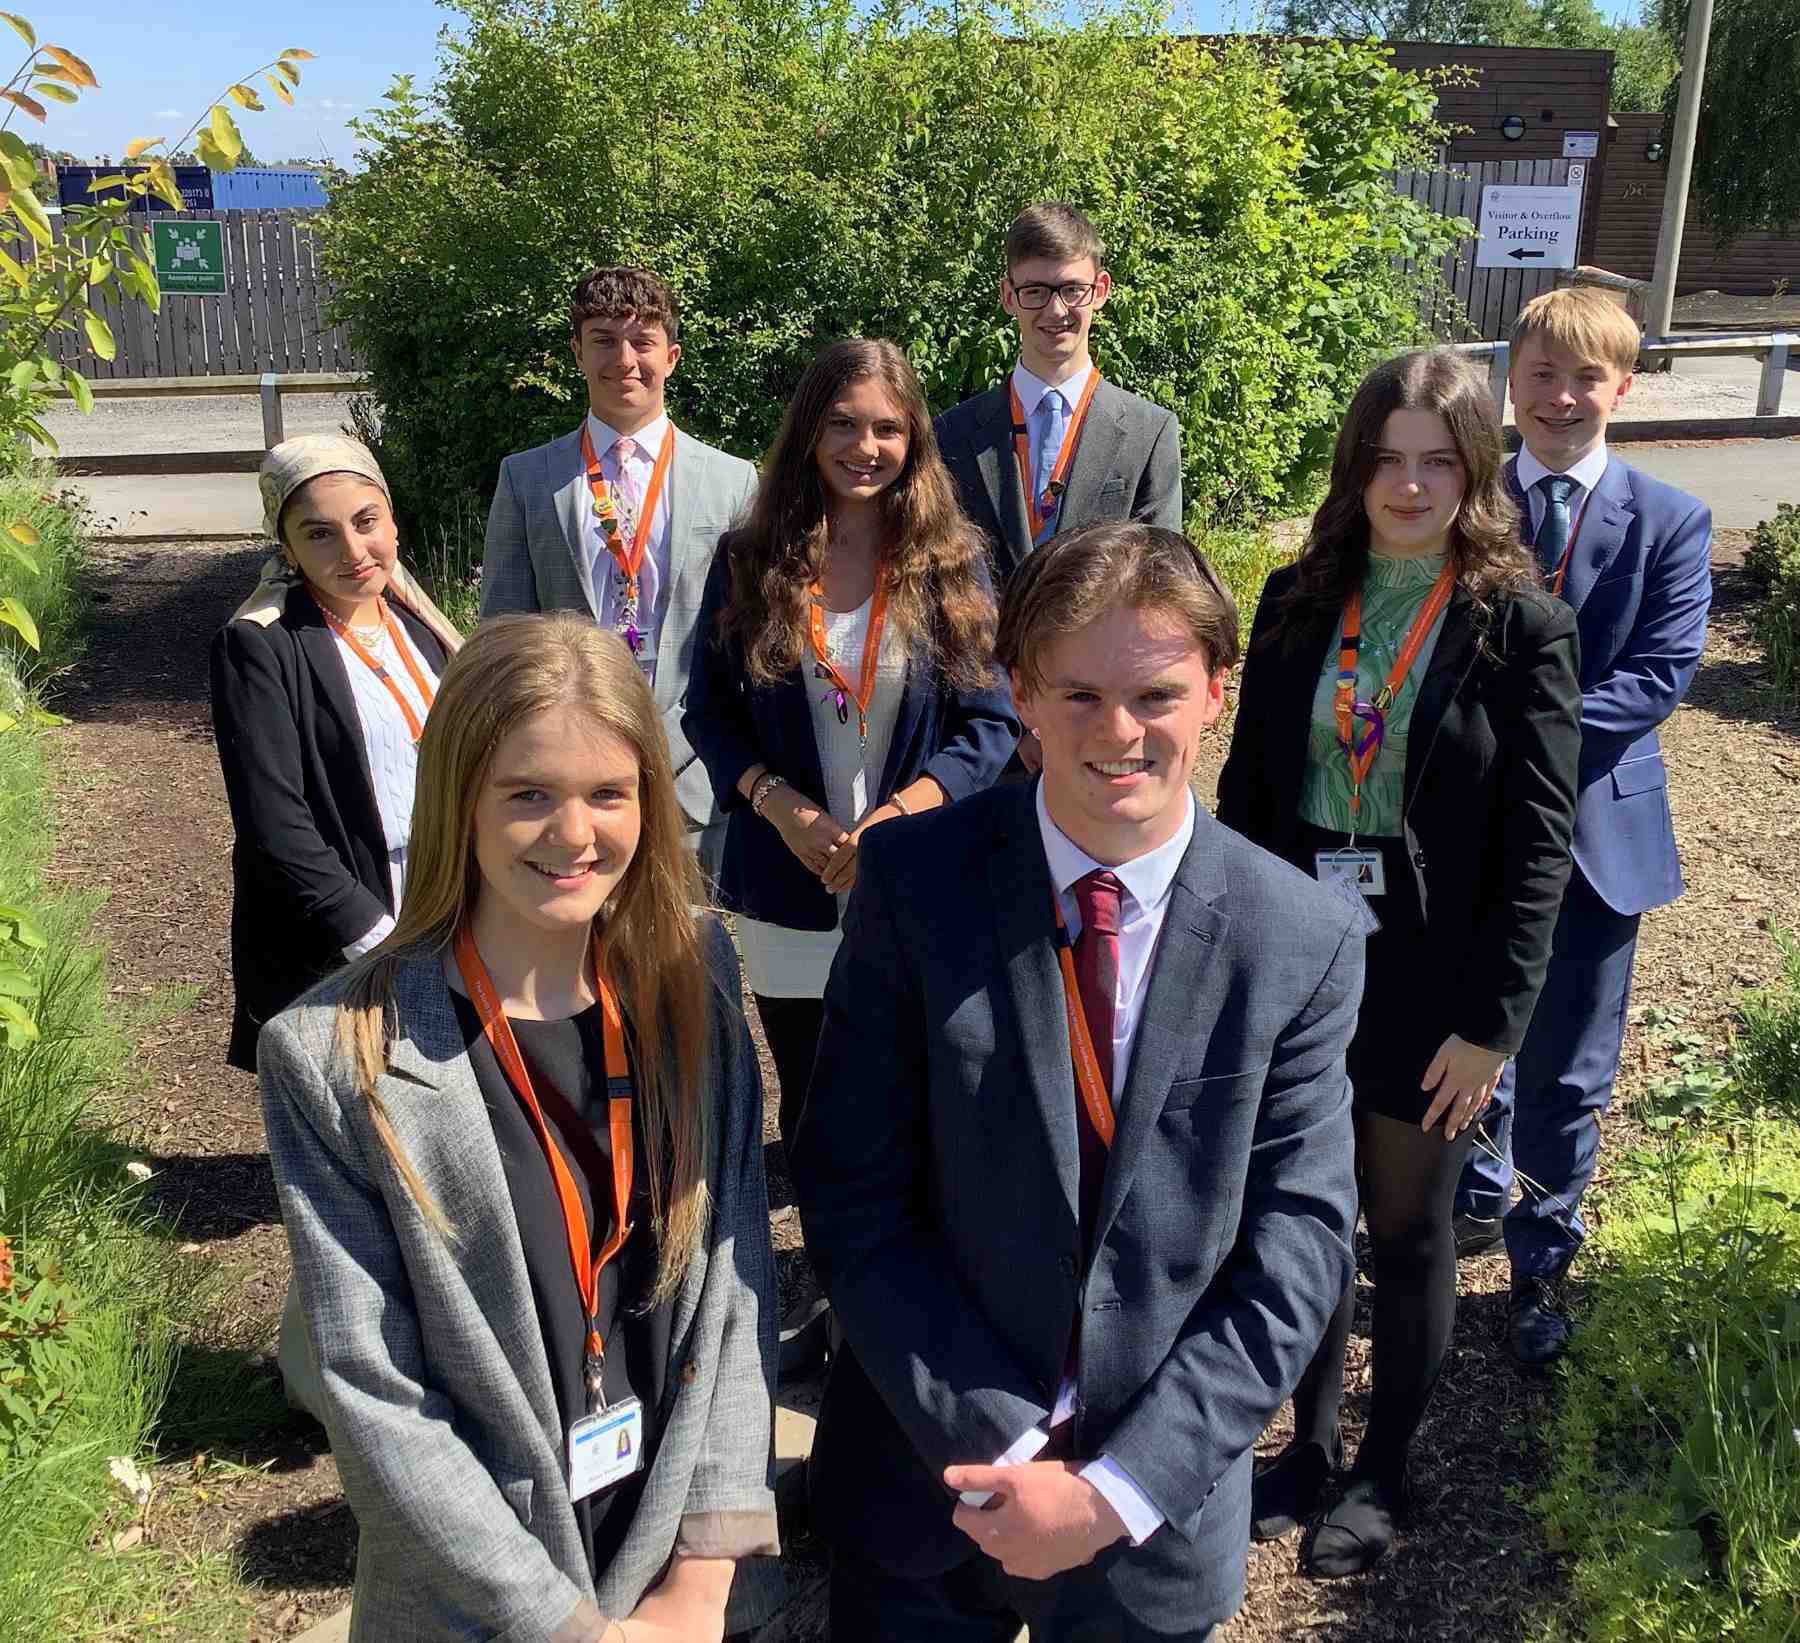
1646 0 1716 341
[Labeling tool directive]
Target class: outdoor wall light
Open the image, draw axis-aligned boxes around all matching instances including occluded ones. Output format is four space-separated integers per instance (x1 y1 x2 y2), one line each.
1646 138 1668 162
1500 115 1527 141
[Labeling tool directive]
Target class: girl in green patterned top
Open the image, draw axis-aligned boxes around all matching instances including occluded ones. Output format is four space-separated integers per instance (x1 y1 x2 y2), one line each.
1218 351 1581 1578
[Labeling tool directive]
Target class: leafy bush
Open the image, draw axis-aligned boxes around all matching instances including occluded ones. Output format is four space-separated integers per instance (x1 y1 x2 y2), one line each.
319 0 1463 582
1744 503 1800 700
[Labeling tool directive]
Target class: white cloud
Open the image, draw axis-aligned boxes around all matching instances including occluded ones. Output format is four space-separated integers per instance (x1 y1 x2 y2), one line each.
152 108 185 120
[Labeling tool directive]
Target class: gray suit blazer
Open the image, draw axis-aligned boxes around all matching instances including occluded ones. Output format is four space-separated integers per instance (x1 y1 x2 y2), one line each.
258 922 781 1643
480 427 758 829
933 378 1183 581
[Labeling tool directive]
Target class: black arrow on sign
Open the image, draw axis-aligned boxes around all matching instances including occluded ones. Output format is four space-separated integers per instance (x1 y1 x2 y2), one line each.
1508 247 1547 261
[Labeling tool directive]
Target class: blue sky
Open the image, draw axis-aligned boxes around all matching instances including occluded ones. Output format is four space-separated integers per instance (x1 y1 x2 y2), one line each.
45 0 1254 167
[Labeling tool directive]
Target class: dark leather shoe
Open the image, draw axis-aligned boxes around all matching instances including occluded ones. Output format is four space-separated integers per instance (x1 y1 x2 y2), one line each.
778 1291 831 1380
1251 1433 1341 1541
1507 1274 1571 1365
1304 1472 1406 1578
1453 1212 1504 1259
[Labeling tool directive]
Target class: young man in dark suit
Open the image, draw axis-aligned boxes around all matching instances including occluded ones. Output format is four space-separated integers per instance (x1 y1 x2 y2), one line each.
1454 288 1714 1363
791 522 1365 1642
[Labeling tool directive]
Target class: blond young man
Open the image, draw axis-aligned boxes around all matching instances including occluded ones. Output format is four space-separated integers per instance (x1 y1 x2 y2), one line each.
1455 288 1713 1363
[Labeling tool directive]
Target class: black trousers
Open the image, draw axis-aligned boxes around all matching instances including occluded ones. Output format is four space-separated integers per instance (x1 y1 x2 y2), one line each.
753 992 827 1145
830 1550 1216 1643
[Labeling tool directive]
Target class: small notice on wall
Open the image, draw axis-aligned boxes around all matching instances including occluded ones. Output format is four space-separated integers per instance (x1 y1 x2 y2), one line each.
1476 185 1581 269
1562 130 1601 158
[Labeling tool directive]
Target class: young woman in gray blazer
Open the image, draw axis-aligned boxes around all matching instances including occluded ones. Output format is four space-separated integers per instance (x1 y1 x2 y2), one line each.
259 613 780 1642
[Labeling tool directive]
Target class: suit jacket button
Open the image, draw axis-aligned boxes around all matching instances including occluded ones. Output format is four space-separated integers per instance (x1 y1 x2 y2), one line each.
1059 1255 1078 1278
680 1360 700 1384
1413 849 1428 869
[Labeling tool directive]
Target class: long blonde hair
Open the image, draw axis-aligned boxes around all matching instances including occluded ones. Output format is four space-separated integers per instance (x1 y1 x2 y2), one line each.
334 613 712 1304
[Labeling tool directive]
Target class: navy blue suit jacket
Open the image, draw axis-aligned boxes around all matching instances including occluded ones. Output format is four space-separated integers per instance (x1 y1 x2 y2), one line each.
791 782 1364 1632
682 548 1019 931
1510 452 1712 915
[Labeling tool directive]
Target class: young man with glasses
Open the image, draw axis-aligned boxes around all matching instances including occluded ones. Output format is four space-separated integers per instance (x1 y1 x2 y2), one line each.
936 202 1182 590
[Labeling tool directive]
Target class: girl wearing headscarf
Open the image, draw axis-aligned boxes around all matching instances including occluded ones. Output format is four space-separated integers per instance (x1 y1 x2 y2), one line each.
211 434 463 1074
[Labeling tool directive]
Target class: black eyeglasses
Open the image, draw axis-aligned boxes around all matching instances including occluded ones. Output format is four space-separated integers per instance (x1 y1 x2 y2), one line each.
1008 280 1099 312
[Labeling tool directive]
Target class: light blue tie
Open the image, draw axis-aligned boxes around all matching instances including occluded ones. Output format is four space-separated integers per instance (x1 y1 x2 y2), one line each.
1033 390 1068 543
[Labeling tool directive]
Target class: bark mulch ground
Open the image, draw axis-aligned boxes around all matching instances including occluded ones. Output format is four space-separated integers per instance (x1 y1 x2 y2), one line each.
46 529 1798 1641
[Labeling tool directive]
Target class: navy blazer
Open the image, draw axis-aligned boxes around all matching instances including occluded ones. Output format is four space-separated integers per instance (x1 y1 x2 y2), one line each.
210 592 449 1071
791 783 1363 1633
1217 569 1582 1056
1507 453 1712 915
681 547 1020 931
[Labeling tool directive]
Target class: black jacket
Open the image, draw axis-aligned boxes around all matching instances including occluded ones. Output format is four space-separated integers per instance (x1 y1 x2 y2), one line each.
1216 564 1582 1055
210 592 449 1070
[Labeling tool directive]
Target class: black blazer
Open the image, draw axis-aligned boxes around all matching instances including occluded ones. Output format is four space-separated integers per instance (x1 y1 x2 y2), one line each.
1216 564 1581 1055
682 548 1020 932
210 592 448 1070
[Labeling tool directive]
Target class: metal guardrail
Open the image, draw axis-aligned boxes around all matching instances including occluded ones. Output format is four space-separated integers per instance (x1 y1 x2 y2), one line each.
1451 334 1794 421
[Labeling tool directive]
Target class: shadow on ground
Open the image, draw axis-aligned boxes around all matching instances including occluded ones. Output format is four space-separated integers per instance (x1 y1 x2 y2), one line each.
142 1150 282 1239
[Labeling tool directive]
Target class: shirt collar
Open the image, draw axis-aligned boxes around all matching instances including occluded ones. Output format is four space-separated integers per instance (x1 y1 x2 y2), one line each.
1035 779 1194 916
1516 440 1608 499
585 410 670 462
1012 360 1094 421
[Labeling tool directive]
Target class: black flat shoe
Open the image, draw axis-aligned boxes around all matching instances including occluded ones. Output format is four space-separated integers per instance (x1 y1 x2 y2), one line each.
1304 1473 1407 1578
1507 1273 1571 1365
1452 1212 1504 1259
1251 1433 1341 1542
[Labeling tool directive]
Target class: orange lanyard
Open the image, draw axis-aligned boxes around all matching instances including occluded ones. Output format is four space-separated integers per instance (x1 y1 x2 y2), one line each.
579 422 676 600
1010 372 1101 543
320 597 436 742
807 569 890 745
454 926 634 1414
1333 565 1456 821
1050 898 1116 1150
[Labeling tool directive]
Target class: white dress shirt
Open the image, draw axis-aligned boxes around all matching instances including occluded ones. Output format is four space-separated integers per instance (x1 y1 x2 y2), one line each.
1514 441 1609 542
583 410 673 679
969 783 1197 1547
1012 360 1095 504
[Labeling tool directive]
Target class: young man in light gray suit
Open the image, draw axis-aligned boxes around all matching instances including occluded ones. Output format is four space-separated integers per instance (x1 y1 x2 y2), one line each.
481 266 757 873
792 522 1364 1642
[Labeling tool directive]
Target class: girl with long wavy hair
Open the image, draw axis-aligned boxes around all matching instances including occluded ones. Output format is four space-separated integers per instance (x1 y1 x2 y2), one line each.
1217 350 1582 1577
684 338 1018 1147
259 614 781 1643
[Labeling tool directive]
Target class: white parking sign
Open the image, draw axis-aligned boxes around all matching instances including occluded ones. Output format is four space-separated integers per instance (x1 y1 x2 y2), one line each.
1475 185 1581 270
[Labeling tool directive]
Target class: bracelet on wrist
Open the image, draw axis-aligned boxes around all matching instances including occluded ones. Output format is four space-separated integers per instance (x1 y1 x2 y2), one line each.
749 772 787 818
888 791 910 817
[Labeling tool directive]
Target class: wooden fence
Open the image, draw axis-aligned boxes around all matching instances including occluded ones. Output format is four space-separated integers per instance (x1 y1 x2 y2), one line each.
1392 158 1584 341
35 209 361 379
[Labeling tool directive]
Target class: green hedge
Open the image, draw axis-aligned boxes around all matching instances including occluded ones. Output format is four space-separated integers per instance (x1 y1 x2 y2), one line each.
1746 502 1799 699
319 0 1461 575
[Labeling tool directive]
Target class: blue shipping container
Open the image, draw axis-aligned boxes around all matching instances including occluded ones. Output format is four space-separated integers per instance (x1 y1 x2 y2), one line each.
208 168 330 209
57 164 213 212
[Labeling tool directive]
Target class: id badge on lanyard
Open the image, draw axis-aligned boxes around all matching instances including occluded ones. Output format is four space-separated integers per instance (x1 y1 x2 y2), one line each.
569 1398 645 1501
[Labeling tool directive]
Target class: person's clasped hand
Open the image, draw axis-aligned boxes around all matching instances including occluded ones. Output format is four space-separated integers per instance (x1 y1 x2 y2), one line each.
766 787 852 878
819 802 907 895
1420 1033 1508 1139
942 1461 1128 1581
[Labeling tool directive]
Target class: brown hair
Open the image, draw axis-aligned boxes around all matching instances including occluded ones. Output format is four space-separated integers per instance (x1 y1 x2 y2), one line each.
1510 286 1640 375
1269 349 1532 647
1005 202 1105 274
718 338 998 694
332 614 711 1305
997 521 1240 695
570 265 681 343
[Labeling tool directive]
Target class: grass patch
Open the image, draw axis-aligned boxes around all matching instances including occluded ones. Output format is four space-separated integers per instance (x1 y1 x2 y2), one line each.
1531 954 1800 1643
1192 521 1300 624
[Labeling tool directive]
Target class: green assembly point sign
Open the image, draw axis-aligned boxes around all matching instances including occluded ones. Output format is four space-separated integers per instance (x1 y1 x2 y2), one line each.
152 220 226 296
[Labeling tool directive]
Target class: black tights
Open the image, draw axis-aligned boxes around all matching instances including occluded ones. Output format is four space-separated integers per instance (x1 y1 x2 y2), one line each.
753 993 826 1146
1291 1110 1475 1486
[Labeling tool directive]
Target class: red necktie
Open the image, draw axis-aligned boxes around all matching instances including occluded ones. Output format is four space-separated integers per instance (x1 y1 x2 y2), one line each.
1070 869 1123 1244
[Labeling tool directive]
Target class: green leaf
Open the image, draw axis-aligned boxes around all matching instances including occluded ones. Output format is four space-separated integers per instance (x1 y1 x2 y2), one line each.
11 180 51 247
2 539 37 574
0 11 34 47
0 597 39 652
195 131 228 173
29 80 77 105
40 44 98 87
0 996 40 1047
281 47 316 59
265 72 294 106
273 60 300 85
8 359 34 394
81 308 116 361
0 904 46 949
0 244 23 287
208 104 244 167
227 83 264 111
65 371 93 414
7 520 38 548
88 254 110 287
0 966 39 1001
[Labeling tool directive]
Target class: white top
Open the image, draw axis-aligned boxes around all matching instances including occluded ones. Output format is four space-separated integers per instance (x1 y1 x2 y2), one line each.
1012 360 1095 498
970 782 1198 1548
735 593 909 999
583 410 674 682
1515 441 1609 537
333 619 439 958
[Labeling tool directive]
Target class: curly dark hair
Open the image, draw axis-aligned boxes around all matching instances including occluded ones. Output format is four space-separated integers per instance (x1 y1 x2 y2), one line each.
569 265 680 342
1267 348 1533 650
719 338 997 694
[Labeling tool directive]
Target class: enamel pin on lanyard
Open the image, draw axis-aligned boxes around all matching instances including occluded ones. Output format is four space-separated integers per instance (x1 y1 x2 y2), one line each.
454 927 644 1502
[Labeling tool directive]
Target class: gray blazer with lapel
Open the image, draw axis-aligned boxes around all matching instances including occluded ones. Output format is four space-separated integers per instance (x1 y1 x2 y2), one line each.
791 781 1363 1633
258 921 781 1642
480 426 758 829
933 377 1183 582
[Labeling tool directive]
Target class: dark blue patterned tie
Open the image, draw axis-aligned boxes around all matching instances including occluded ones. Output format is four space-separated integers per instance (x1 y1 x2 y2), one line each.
1535 475 1577 579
